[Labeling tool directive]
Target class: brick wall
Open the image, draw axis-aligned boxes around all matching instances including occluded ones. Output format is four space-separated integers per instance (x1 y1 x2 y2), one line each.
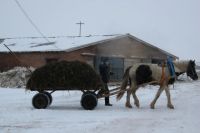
0 45 96 71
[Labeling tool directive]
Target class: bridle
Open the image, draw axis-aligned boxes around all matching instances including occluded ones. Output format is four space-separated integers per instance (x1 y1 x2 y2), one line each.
186 60 198 80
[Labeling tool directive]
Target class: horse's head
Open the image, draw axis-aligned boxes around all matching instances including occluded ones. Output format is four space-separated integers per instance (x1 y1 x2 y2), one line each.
187 60 198 80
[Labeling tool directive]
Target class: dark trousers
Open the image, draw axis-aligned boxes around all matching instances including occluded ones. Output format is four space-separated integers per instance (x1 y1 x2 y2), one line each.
103 83 110 105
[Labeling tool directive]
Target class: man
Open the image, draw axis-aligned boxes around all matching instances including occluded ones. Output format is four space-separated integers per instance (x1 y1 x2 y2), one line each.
99 59 112 106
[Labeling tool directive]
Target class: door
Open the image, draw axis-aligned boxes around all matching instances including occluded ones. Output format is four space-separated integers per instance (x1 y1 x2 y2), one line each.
94 56 124 81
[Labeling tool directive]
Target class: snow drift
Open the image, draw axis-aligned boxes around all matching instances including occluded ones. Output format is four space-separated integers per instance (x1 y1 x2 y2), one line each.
0 67 34 88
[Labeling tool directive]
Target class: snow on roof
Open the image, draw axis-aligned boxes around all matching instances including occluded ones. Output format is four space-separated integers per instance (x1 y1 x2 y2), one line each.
0 35 121 52
0 34 178 59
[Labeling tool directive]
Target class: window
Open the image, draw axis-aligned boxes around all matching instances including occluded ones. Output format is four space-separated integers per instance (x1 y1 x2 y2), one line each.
152 59 163 65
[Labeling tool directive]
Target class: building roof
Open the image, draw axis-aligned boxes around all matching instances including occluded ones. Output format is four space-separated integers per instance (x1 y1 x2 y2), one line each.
0 34 178 59
0 34 120 52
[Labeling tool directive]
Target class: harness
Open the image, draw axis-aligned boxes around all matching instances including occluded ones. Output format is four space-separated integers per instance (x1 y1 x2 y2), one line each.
160 63 166 85
160 57 176 85
167 57 176 78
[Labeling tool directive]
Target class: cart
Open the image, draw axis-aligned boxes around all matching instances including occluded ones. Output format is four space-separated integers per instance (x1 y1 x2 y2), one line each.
26 60 126 110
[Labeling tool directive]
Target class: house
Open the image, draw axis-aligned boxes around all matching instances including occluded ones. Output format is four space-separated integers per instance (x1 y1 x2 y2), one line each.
0 34 178 81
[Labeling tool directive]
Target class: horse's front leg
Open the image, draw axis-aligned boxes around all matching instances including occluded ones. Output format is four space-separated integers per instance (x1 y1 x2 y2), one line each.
150 85 164 109
165 87 174 109
126 89 133 108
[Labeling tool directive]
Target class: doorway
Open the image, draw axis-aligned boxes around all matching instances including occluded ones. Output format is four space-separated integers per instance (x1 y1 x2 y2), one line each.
94 56 124 81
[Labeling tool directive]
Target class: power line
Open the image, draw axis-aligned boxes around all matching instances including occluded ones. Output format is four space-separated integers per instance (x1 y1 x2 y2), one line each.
0 35 33 74
13 0 60 49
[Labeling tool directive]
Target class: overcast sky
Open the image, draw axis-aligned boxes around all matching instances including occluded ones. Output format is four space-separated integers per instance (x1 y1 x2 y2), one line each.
0 0 200 61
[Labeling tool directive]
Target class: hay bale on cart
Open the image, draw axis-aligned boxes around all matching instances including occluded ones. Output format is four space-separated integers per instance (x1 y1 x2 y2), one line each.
26 60 105 110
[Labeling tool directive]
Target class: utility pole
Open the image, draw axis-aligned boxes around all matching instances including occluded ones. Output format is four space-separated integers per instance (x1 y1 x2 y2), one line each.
76 21 84 36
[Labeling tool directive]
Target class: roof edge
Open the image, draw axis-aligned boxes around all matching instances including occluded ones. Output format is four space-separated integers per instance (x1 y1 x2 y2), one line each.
126 33 179 59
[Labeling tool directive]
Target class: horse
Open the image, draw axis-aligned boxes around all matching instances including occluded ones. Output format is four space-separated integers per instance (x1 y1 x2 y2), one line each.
174 60 198 80
116 60 198 109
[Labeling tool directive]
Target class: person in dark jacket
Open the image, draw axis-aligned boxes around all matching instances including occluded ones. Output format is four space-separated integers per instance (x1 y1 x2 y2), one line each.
99 59 112 106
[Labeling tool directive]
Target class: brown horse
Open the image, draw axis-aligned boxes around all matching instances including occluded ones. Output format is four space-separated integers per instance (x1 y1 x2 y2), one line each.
116 60 198 109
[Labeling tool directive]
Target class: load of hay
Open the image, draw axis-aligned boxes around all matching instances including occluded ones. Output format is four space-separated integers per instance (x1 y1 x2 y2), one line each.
26 60 103 91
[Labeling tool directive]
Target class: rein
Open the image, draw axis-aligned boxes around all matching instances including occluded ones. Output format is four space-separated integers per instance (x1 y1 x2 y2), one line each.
160 62 175 85
160 64 166 85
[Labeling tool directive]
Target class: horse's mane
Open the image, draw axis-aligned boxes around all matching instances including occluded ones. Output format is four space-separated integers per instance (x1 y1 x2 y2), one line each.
174 60 190 64
173 60 190 72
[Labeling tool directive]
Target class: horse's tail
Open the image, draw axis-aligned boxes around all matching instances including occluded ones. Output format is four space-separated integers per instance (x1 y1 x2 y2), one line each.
116 66 132 101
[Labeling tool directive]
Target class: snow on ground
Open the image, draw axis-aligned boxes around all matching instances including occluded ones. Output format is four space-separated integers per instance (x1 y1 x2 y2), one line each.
0 80 200 133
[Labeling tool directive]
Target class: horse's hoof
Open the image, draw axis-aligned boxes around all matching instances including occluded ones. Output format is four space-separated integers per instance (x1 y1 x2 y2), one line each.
126 105 132 108
125 103 132 108
134 102 140 108
150 103 155 109
167 104 174 109
150 106 155 109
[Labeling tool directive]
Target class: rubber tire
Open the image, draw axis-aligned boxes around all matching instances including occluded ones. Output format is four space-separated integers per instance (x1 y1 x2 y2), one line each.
81 91 96 99
42 91 53 106
32 93 50 109
81 92 98 110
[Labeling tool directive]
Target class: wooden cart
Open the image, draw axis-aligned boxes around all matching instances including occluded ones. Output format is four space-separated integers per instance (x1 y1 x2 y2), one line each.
30 85 128 110
26 60 126 110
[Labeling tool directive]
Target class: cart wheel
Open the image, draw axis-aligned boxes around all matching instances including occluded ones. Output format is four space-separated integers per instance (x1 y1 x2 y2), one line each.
32 93 50 109
81 91 98 110
42 91 53 105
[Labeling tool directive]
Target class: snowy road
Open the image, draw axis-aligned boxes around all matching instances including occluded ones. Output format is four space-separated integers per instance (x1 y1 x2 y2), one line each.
0 80 200 133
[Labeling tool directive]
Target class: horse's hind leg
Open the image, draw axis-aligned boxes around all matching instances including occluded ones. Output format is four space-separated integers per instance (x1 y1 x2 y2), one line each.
126 89 133 108
150 86 164 109
132 88 140 108
165 87 174 109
